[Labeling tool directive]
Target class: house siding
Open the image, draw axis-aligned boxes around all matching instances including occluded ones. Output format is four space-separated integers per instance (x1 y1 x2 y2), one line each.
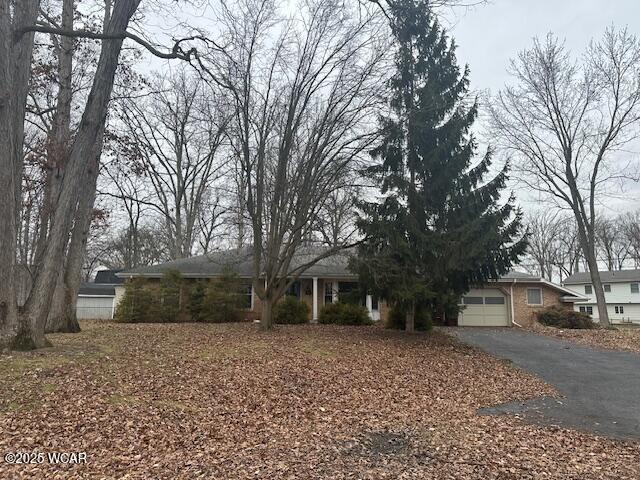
564 281 640 324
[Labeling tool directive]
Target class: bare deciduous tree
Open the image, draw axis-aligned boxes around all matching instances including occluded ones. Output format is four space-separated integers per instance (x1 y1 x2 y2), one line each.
200 0 388 328
595 216 630 271
313 186 361 248
117 69 229 260
555 216 585 281
620 211 640 267
1 0 205 350
524 211 563 281
490 29 640 327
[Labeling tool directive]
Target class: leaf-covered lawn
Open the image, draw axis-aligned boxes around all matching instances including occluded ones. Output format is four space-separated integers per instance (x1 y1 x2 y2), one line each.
0 321 638 479
529 323 640 354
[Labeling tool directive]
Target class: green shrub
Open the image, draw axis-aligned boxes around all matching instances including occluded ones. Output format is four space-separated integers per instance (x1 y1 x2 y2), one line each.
386 304 433 331
536 306 596 329
318 302 372 325
159 269 184 322
273 296 310 324
202 271 247 323
114 278 161 323
188 281 207 322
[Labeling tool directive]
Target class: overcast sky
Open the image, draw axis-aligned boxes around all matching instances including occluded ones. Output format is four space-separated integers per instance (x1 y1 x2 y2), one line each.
451 0 640 98
136 0 640 215
448 0 640 213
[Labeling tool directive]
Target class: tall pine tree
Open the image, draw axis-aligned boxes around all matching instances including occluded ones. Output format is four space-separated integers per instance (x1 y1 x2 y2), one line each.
354 0 527 331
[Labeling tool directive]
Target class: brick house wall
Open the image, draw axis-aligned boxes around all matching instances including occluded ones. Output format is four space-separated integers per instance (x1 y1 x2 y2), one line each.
509 282 573 327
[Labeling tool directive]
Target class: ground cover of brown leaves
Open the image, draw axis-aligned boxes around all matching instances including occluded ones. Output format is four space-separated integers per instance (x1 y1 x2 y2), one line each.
528 322 640 354
0 321 638 479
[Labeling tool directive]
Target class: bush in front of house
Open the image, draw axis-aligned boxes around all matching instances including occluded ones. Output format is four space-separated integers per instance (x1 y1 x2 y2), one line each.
202 272 246 323
159 269 185 322
318 302 373 326
536 305 596 329
188 281 207 322
114 278 161 323
386 304 433 332
273 296 310 324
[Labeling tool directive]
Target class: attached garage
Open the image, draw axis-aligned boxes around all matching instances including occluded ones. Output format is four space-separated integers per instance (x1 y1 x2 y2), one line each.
76 278 119 320
458 288 510 327
76 295 115 319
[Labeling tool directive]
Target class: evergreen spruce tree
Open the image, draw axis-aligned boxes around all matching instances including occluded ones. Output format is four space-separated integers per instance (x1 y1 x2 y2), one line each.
354 0 527 331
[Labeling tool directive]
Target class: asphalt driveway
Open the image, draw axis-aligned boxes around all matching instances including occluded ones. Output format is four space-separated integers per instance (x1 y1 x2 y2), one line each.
447 328 640 440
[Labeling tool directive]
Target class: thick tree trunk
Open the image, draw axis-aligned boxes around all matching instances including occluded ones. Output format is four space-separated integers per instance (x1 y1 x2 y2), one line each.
0 2 18 350
46 152 100 333
585 253 610 328
575 217 610 327
260 296 274 331
20 0 141 349
0 0 40 350
46 271 73 333
44 0 80 334
405 301 415 333
35 0 75 266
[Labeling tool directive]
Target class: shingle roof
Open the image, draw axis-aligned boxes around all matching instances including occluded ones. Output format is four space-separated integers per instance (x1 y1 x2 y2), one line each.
498 271 540 281
118 247 357 279
78 283 116 296
94 269 125 284
563 269 640 285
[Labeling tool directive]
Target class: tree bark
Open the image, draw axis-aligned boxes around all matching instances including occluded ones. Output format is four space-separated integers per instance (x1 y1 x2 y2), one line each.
585 251 610 327
0 0 18 350
34 0 75 266
46 150 101 333
575 216 610 327
19 0 141 349
260 295 274 331
0 0 40 350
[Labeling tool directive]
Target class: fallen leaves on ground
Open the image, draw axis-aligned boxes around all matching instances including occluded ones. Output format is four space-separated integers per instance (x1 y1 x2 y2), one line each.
0 321 638 479
529 322 640 354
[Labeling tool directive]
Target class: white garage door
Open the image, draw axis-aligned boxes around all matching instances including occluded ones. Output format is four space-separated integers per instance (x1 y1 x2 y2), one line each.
458 288 509 327
76 296 115 319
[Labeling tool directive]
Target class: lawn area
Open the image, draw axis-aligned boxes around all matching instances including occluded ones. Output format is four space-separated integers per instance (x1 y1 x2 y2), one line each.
1 321 638 479
529 323 640 354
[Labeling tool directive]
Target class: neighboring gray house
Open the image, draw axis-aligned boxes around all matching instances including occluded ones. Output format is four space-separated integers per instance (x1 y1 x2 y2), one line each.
564 270 640 324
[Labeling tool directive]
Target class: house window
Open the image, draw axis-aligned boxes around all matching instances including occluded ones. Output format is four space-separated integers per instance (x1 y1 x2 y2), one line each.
485 297 505 305
240 283 253 309
462 296 483 305
526 288 542 305
284 281 300 299
584 285 592 295
631 283 639 294
615 306 625 314
324 282 335 305
604 284 611 293
579 306 593 315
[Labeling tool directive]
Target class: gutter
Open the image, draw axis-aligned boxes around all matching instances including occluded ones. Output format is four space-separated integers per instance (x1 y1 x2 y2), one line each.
509 279 523 328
